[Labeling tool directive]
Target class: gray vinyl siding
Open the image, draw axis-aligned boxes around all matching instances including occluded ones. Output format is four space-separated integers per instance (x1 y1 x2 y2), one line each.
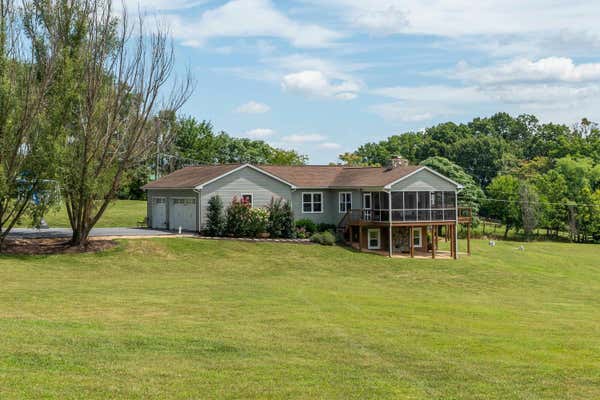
391 169 457 192
200 167 292 228
292 189 363 225
146 188 199 230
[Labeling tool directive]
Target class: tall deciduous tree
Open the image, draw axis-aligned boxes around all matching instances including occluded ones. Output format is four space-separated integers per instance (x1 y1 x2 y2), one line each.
484 175 522 239
0 0 59 246
35 0 193 245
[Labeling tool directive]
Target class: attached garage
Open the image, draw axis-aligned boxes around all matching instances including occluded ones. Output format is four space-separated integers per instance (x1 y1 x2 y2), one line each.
169 198 197 231
151 197 167 229
142 164 295 233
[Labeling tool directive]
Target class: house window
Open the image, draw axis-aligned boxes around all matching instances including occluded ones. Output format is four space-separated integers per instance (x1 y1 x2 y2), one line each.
368 229 381 249
173 198 196 205
241 193 253 207
339 192 352 213
413 228 422 248
302 192 323 213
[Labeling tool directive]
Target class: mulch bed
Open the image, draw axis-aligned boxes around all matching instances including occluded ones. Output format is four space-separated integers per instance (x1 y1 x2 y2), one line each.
1 238 118 255
197 236 313 244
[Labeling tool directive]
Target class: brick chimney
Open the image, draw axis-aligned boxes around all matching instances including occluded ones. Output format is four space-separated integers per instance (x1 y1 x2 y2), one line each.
389 155 409 169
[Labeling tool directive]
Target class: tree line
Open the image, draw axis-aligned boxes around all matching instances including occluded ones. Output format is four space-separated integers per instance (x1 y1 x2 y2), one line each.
340 113 600 242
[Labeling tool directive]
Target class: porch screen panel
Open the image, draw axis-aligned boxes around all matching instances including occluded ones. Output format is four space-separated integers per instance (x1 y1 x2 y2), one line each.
443 191 456 220
418 192 430 221
432 191 443 209
404 191 417 221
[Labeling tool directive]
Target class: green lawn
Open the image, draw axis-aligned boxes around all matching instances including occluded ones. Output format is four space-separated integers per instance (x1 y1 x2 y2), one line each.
1 239 599 399
19 200 147 228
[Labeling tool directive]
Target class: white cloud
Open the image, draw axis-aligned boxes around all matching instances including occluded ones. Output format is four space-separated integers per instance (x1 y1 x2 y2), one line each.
371 80 600 124
311 0 600 37
372 85 488 103
235 101 271 114
317 142 342 150
282 133 327 143
244 128 276 138
119 0 205 12
454 57 600 84
282 70 360 100
165 0 342 48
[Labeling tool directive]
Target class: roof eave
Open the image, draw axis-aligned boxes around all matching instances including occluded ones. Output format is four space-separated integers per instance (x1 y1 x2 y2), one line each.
383 166 463 190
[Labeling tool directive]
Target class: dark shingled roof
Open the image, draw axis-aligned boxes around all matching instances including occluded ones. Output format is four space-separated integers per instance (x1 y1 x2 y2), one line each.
143 163 426 190
142 164 242 189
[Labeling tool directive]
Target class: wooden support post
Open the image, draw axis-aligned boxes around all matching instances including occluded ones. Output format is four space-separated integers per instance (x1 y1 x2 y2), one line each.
409 226 414 258
388 190 393 258
431 226 436 259
449 225 454 259
358 225 363 251
452 224 458 260
388 224 393 257
467 223 471 256
435 226 439 250
348 225 353 245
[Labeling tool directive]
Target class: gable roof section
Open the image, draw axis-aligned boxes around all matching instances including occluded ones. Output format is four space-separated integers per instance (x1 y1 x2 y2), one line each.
142 163 297 190
383 166 463 190
142 163 460 190
142 164 242 189
195 164 297 189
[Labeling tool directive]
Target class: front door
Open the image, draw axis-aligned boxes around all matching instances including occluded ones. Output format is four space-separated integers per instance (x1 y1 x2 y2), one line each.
363 193 372 221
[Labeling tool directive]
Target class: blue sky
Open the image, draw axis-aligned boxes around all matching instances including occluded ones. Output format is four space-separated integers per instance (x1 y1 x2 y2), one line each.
128 0 600 163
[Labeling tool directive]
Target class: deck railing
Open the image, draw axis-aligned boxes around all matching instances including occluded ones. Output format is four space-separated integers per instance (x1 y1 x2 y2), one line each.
339 206 474 226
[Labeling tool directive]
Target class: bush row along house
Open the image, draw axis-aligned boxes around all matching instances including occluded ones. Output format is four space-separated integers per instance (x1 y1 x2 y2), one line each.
142 157 473 258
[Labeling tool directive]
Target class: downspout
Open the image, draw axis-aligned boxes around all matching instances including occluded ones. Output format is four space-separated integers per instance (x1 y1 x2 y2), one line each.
454 188 459 259
193 189 201 233
388 189 392 257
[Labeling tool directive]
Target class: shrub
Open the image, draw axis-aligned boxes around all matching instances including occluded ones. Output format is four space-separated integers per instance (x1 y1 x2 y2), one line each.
316 222 336 233
247 207 269 237
310 231 335 246
295 218 317 235
225 197 252 237
295 226 308 239
267 198 294 238
206 195 225 236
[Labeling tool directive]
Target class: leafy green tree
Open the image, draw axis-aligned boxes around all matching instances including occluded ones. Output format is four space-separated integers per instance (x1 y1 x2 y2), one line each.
419 157 484 217
534 170 568 237
484 175 522 239
41 0 193 245
172 116 307 166
451 135 508 186
0 0 60 245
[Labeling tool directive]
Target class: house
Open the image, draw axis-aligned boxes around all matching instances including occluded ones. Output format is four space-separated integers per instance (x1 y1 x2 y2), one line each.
142 157 473 258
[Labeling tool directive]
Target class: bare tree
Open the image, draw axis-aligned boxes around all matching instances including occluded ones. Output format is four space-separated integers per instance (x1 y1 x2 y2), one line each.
0 0 60 247
32 0 193 245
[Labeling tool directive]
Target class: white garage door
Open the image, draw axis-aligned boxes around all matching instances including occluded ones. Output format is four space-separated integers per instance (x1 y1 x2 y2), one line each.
151 197 167 229
170 198 197 231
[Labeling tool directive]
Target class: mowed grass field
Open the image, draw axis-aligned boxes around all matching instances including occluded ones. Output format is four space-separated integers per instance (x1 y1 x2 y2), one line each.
1 239 600 399
18 200 147 228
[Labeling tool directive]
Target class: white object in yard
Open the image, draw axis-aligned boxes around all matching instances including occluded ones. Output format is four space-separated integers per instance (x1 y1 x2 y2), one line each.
517 245 525 251
178 226 182 235
489 240 496 247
